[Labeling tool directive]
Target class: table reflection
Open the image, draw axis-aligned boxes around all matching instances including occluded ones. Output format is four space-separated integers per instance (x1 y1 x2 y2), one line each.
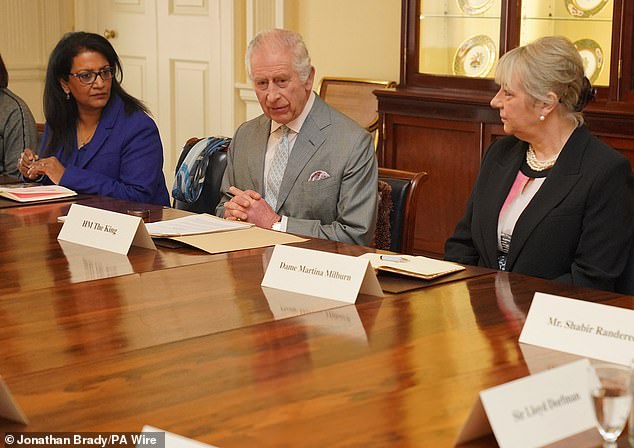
53 281 128 356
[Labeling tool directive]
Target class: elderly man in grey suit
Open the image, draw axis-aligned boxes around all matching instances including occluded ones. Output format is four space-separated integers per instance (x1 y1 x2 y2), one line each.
216 28 378 246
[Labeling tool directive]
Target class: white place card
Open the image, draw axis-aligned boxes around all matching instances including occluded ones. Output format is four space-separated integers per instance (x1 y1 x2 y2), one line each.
261 245 383 303
519 292 634 366
58 204 156 254
456 359 596 448
141 426 218 448
0 375 28 424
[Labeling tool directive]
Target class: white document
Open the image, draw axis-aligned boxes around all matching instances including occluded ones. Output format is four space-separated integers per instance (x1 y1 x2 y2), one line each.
58 203 156 254
456 359 596 448
145 213 252 237
0 376 28 424
261 245 384 303
140 426 218 448
519 292 634 366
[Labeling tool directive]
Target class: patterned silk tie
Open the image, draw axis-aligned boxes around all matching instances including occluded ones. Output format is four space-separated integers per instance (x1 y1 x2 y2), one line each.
265 125 290 209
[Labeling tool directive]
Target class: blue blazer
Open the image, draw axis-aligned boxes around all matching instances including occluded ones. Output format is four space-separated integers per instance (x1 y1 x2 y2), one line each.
40 95 169 206
445 125 634 292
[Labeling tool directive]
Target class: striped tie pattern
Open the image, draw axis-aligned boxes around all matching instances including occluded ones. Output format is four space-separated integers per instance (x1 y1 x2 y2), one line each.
265 125 290 209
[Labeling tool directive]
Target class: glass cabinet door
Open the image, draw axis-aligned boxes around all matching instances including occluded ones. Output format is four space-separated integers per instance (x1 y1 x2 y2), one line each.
419 0 502 78
520 0 613 86
414 0 614 89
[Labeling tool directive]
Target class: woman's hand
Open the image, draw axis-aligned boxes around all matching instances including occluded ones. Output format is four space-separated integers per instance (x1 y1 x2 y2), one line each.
26 156 65 184
17 148 40 179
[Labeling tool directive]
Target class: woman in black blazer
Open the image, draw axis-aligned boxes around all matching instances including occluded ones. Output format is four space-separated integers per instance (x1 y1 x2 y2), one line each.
445 36 633 292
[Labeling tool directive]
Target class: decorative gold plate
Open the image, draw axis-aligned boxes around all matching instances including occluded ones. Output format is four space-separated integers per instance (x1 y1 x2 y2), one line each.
574 38 604 83
457 0 495 15
453 35 497 78
565 0 609 18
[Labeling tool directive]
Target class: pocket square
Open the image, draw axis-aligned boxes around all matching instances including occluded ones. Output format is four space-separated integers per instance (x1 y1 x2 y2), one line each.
308 170 331 182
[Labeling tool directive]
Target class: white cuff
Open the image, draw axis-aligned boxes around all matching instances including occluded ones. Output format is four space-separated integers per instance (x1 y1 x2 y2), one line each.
272 215 288 232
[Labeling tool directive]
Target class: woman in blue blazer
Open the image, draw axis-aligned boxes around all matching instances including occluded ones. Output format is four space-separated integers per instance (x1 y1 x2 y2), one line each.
445 36 633 292
17 32 169 206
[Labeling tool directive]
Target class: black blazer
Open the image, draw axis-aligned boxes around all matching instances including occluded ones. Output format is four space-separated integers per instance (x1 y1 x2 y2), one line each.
445 125 634 291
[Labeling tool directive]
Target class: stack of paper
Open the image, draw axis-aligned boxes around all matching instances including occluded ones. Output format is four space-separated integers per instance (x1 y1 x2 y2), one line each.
0 185 77 202
360 253 465 280
145 213 253 237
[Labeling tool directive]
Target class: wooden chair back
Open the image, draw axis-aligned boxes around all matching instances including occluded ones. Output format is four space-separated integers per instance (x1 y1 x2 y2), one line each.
376 167 428 254
318 77 396 132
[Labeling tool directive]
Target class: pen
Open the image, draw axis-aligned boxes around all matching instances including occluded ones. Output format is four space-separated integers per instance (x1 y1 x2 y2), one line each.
380 255 408 262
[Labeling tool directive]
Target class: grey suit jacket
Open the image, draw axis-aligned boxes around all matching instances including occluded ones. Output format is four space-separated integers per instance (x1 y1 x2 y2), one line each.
1 87 38 177
216 95 378 246
445 125 634 291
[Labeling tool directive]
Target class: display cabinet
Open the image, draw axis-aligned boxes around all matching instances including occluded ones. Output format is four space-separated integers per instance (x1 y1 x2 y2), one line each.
377 0 634 257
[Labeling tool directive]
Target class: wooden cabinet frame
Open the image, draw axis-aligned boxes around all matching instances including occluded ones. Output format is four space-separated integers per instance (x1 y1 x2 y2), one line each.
378 0 634 256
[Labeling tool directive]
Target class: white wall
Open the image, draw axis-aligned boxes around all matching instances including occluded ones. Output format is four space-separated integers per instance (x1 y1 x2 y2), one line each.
3 0 401 127
0 0 74 122
2 0 401 184
286 0 401 87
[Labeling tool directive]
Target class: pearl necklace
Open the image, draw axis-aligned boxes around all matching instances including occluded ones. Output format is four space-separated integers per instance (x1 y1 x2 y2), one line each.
526 144 560 171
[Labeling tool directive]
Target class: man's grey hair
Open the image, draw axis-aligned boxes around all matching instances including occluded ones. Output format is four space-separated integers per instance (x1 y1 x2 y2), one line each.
245 28 312 82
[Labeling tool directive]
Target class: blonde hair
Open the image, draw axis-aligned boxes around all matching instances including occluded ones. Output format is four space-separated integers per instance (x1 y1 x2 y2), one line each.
495 36 589 126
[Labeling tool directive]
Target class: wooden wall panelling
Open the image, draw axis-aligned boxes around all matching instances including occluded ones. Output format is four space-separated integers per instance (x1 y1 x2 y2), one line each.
383 114 483 257
585 110 634 170
482 123 507 152
592 133 634 169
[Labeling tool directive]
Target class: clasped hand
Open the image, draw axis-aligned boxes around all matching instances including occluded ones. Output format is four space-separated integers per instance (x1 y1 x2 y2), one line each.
223 186 280 229
17 148 65 184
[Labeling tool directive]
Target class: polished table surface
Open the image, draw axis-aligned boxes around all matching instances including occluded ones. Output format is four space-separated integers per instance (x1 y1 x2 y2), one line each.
0 196 632 447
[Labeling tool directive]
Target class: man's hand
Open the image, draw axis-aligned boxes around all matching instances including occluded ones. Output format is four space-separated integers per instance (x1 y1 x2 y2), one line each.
223 186 280 229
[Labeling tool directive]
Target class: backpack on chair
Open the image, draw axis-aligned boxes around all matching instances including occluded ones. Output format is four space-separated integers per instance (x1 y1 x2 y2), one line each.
172 136 231 213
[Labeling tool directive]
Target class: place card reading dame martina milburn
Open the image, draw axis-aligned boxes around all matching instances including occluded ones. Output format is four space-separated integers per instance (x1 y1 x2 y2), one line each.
262 245 384 303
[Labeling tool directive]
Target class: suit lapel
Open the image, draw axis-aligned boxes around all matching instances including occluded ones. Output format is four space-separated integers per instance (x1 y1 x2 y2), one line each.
477 139 525 266
73 95 122 168
78 128 108 168
505 127 588 268
248 115 271 193
274 96 327 212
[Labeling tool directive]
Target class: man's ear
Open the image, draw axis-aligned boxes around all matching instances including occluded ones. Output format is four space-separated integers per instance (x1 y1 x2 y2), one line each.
305 66 316 91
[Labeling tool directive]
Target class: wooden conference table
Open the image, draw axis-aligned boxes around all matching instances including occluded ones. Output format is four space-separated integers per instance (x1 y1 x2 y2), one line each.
0 195 632 447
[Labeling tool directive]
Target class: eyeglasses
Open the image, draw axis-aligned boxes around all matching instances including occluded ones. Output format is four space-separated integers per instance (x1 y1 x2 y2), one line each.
68 67 115 85
253 77 291 91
